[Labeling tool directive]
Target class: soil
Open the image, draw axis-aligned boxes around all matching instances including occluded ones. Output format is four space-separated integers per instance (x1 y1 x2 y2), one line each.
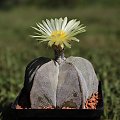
16 92 100 109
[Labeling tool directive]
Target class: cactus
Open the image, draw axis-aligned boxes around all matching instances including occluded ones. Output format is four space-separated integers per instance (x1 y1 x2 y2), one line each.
30 57 98 109
13 17 98 109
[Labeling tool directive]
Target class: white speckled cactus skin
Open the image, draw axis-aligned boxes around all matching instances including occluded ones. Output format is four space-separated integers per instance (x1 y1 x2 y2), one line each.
29 56 98 109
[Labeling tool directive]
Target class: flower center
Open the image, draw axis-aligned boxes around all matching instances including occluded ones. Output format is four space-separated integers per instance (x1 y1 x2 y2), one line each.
50 30 67 42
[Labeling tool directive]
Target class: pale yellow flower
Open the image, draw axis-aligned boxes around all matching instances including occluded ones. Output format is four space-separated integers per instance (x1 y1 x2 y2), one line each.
31 17 86 49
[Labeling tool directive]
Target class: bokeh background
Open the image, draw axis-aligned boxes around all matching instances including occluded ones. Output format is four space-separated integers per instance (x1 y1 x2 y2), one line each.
0 0 120 119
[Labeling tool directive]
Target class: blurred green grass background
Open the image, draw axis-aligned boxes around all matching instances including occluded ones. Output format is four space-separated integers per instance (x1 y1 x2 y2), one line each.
0 0 120 119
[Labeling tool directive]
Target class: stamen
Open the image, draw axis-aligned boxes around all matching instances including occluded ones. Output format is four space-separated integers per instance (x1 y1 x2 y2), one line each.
50 30 67 42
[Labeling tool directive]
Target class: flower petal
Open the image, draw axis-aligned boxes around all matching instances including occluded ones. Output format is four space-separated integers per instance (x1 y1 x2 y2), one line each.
51 19 56 31
31 26 47 36
66 21 80 33
64 41 71 48
70 26 86 36
30 35 48 38
58 18 63 30
48 41 54 47
38 22 51 35
42 20 52 33
46 19 54 32
60 43 64 49
55 18 60 31
64 19 76 32
62 17 68 30
36 38 50 42
71 37 79 42
36 23 50 35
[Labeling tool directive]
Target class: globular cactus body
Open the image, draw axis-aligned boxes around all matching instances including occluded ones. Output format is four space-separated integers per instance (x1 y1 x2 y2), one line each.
14 56 98 109
26 56 98 109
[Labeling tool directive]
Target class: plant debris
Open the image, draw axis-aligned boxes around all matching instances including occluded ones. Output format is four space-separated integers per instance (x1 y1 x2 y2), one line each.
85 92 100 109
